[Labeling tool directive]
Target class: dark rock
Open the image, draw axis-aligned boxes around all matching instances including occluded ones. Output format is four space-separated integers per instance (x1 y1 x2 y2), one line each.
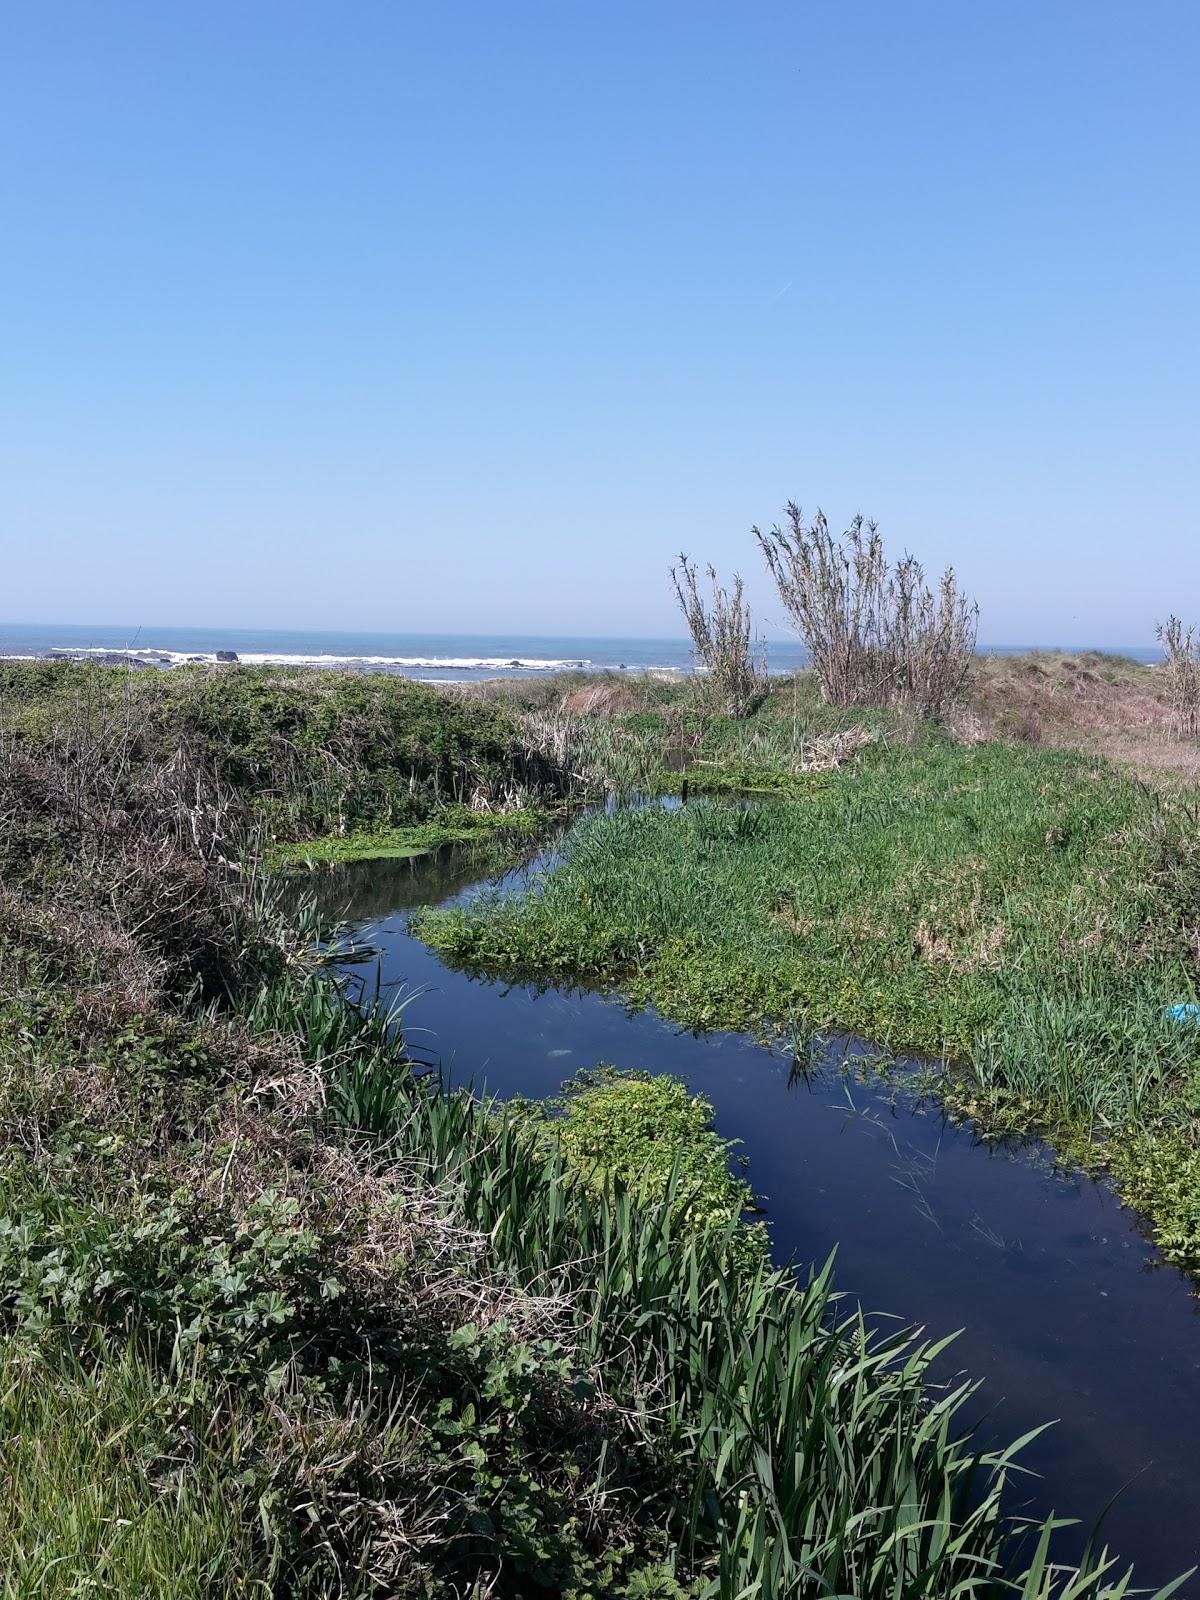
215 650 239 663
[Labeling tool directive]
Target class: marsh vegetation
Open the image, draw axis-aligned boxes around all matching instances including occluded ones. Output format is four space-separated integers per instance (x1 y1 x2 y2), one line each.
423 652 1200 1276
755 505 978 716
0 659 1196 1587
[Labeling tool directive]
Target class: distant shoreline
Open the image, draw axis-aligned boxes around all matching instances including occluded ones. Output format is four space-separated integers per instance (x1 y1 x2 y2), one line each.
0 626 1163 682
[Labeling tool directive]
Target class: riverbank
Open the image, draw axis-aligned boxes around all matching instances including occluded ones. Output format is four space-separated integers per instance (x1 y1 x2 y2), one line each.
0 659 1173 1595
318 831 1200 1586
419 662 1200 1278
0 658 567 860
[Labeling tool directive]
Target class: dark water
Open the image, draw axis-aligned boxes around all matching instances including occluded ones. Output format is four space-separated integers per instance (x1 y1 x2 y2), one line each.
305 834 1200 1588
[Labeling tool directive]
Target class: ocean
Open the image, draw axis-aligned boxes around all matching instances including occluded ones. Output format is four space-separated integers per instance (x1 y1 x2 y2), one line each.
0 623 1162 681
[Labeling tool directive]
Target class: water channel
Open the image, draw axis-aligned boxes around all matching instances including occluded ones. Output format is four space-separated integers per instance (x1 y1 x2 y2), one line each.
304 823 1200 1587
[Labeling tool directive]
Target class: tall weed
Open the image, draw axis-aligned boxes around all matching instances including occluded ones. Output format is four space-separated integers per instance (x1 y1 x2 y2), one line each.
756 505 978 714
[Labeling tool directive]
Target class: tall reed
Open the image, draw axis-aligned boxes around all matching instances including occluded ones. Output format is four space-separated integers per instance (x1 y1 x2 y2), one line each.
1156 615 1200 740
670 553 766 719
755 505 978 714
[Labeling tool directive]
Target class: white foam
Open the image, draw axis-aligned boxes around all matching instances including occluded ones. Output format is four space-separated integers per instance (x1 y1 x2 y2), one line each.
24 646 595 673
235 654 593 670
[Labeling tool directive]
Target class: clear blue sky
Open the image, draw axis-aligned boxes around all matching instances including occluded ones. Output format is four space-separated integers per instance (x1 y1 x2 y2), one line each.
2 1 1196 643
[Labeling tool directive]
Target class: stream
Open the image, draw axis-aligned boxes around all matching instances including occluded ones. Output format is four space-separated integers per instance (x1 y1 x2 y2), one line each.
304 821 1200 1587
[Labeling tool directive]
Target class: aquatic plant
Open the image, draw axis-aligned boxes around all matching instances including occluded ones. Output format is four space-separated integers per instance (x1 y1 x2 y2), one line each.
418 737 1200 1269
512 1066 768 1262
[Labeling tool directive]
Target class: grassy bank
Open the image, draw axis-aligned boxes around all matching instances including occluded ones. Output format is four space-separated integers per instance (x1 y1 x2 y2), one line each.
0 674 1171 1591
417 726 1200 1273
0 660 565 855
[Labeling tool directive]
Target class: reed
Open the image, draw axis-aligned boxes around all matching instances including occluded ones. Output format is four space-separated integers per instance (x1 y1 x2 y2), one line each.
670 553 766 719
1156 616 1200 740
756 505 978 714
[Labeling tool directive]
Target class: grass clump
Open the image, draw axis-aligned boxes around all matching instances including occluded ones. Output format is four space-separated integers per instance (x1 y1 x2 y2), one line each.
514 1068 767 1263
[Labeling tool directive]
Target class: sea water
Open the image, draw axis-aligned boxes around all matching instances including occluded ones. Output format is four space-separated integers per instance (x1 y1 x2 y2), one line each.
0 623 1161 681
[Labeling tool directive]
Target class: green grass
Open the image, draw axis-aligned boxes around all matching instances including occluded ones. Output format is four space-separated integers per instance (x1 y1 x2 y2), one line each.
0 670 1189 1595
416 735 1200 1269
266 803 546 866
0 1342 264 1599
0 659 561 844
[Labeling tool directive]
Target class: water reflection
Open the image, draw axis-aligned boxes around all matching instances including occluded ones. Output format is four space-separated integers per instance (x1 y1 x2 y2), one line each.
298 842 1200 1588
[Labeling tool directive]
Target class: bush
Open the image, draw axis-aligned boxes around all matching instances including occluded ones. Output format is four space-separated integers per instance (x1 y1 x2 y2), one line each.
670 554 765 719
1156 615 1200 740
755 504 978 714
0 660 565 841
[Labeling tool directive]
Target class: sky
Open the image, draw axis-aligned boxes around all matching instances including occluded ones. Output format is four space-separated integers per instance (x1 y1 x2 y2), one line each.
2 1 1197 644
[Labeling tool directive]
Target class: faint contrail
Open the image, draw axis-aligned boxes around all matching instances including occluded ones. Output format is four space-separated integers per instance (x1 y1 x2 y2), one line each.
771 280 794 300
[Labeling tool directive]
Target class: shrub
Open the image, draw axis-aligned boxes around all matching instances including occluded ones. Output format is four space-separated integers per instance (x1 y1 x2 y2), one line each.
670 554 765 719
1156 615 1200 740
755 504 978 714
0 660 567 842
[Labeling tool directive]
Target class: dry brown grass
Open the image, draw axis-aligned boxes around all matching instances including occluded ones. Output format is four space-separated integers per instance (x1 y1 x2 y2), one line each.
967 650 1200 784
559 681 641 717
0 739 255 1009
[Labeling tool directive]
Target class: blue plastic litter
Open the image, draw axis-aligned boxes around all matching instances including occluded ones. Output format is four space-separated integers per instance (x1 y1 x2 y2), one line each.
1166 1002 1200 1025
